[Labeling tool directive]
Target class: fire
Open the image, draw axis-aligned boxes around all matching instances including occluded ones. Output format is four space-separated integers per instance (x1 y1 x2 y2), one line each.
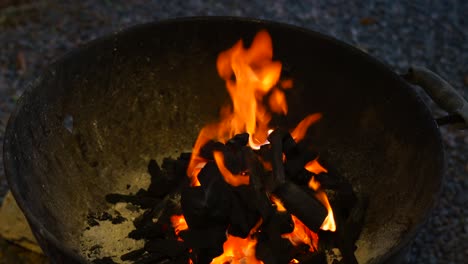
215 30 284 149
187 30 287 186
211 219 264 264
304 158 328 175
171 214 189 236
308 176 336 232
182 30 337 263
271 196 319 252
213 151 250 186
290 113 322 143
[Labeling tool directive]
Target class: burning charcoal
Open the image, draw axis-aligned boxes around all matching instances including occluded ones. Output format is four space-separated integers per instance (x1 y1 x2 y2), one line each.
147 157 188 198
121 248 146 261
255 144 273 163
270 211 294 234
179 152 192 161
182 166 231 228
179 226 226 263
255 232 292 264
226 133 249 148
144 238 188 257
281 131 299 159
228 186 261 238
179 226 227 249
181 187 208 228
273 181 327 233
197 162 232 221
200 140 225 160
222 147 247 175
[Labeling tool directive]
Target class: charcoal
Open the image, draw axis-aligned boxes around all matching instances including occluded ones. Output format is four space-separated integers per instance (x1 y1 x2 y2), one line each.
121 248 146 261
273 181 327 233
223 147 247 175
129 222 165 240
133 208 155 228
226 133 249 148
179 226 227 249
179 152 192 161
91 257 118 264
256 231 292 264
198 162 233 220
293 169 314 186
228 186 261 238
243 147 275 220
200 140 225 160
111 214 127 224
268 129 287 184
147 157 188 198
148 159 162 179
269 211 294 234
181 183 231 228
281 131 299 159
293 251 327 264
255 144 273 163
181 187 208 228
144 238 187 257
132 252 168 264
314 173 340 189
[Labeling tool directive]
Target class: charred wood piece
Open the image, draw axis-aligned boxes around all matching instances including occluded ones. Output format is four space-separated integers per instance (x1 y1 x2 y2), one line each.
273 181 327 233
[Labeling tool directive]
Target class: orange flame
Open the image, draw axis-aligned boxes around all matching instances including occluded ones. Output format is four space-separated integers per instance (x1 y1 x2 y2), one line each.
171 214 189 236
304 158 328 175
211 219 264 264
308 176 336 232
216 30 284 149
187 30 288 186
271 196 319 252
213 151 250 186
290 113 322 143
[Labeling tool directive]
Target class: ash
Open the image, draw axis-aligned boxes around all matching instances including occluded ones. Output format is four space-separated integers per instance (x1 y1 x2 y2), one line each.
80 202 145 263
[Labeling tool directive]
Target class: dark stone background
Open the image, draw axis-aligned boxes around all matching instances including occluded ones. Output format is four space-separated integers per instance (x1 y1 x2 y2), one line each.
0 1 466 263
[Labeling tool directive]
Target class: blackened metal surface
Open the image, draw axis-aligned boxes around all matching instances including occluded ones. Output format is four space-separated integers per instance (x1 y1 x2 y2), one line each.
4 17 444 263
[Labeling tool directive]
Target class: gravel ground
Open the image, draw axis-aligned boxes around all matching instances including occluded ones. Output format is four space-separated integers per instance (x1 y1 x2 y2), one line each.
0 0 466 263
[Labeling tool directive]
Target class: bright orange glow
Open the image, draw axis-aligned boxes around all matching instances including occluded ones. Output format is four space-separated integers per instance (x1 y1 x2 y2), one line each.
307 176 336 232
304 158 328 175
269 88 288 115
290 113 322 143
271 196 319 252
211 219 264 264
213 151 250 186
170 215 189 236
